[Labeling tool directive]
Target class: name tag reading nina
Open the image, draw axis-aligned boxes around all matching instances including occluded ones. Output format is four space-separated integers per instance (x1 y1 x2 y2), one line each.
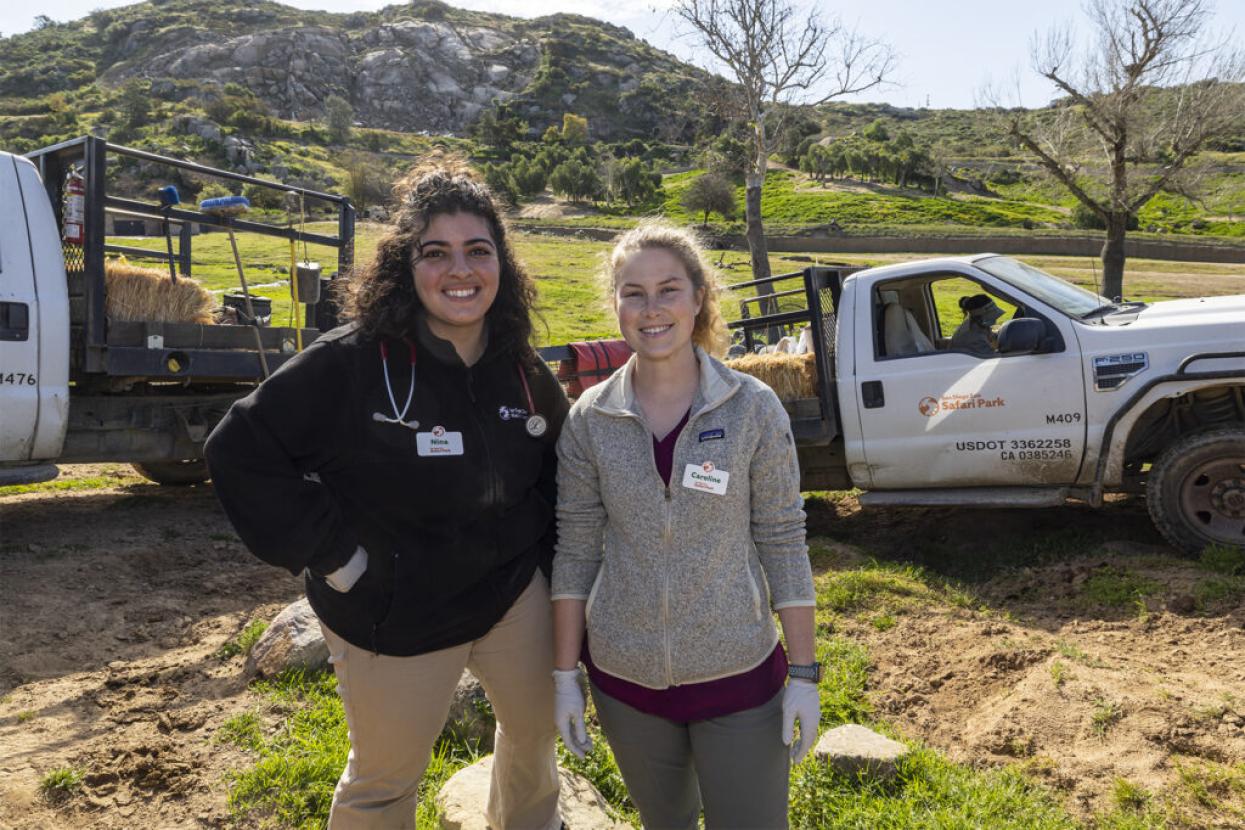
416 426 464 457
682 461 729 495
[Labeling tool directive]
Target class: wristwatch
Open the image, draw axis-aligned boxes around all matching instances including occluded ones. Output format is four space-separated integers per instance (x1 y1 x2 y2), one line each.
788 662 822 682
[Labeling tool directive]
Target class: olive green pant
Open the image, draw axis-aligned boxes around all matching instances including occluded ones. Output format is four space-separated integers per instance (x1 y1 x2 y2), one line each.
591 683 789 830
320 576 560 830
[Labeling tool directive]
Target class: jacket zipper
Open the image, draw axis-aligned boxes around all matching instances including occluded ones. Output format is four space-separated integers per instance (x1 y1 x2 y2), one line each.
466 368 498 509
606 367 741 688
652 410 703 688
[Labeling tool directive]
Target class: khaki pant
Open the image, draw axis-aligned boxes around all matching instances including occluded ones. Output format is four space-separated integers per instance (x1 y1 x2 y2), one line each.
320 576 560 830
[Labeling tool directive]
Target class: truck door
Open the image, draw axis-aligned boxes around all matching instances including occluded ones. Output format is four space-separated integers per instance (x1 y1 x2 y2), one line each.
0 153 69 462
850 268 1087 488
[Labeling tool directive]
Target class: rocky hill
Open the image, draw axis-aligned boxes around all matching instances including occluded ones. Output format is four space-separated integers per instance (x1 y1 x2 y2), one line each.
0 0 711 140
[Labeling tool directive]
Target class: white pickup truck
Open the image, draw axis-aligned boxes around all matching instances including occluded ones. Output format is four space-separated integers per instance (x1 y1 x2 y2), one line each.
706 254 1245 555
4 139 1243 554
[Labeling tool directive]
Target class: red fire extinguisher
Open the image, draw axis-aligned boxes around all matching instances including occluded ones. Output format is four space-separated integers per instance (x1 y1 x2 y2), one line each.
63 169 85 245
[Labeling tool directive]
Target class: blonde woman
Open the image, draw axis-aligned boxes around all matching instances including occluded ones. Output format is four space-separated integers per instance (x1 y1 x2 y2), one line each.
551 222 818 829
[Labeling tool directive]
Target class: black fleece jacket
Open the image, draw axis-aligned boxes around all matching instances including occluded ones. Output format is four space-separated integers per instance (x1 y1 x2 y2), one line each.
204 317 569 656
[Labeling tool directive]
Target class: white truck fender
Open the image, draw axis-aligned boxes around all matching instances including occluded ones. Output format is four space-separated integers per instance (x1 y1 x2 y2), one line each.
1093 376 1245 488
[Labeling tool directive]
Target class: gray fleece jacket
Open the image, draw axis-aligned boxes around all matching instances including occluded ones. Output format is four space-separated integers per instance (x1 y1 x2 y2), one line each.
552 348 814 689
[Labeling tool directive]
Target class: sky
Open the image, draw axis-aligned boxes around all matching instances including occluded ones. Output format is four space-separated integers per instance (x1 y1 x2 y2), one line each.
4 0 1243 109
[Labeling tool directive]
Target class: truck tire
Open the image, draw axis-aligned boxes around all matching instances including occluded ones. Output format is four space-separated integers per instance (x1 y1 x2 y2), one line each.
1146 426 1245 554
131 459 210 486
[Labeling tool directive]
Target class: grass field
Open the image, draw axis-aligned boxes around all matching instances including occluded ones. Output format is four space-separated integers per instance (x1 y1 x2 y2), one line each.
109 222 1245 349
217 545 1232 829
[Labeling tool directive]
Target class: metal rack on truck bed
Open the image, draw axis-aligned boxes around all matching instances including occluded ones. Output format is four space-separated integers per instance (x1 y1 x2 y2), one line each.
26 135 355 383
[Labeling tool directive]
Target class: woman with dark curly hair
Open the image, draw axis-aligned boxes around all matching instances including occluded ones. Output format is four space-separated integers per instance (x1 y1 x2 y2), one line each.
205 156 569 829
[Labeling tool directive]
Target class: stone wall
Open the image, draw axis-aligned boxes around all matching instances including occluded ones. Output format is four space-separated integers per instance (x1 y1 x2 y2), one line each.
512 224 1245 265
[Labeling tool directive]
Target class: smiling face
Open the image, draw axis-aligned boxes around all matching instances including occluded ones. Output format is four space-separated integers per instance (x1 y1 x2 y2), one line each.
614 246 704 364
411 211 500 356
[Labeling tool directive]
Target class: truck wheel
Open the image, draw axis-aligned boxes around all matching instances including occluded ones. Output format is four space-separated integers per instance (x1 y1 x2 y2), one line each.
131 459 210 486
1146 426 1245 554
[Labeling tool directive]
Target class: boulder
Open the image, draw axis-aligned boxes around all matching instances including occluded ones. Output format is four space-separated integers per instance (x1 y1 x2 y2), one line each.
443 671 495 752
436 756 626 830
814 724 910 781
246 597 329 678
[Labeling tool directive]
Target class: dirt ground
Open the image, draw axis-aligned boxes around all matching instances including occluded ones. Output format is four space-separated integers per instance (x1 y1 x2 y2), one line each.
2 470 1243 828
0 467 300 829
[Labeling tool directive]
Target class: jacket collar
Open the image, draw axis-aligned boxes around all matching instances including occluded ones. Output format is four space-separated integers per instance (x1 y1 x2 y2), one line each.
410 311 495 369
593 346 739 420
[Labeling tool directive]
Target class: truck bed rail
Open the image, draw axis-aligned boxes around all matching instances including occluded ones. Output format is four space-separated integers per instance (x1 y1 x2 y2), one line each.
25 135 354 381
724 266 859 446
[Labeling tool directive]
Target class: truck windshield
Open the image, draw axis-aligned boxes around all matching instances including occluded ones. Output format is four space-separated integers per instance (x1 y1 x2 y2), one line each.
974 256 1108 318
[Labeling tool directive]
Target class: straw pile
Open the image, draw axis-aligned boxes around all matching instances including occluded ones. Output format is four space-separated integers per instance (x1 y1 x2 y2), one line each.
726 352 818 400
104 259 214 325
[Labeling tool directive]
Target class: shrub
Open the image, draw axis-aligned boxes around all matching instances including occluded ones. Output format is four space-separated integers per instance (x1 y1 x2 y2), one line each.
242 176 290 211
509 158 548 198
482 164 519 206
197 182 235 202
1071 202 1138 231
560 113 589 146
681 172 737 225
39 768 82 803
325 95 353 144
548 160 601 202
603 157 658 207
702 133 750 180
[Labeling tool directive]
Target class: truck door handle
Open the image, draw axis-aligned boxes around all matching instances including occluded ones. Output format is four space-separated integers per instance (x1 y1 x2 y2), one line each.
862 380 884 409
0 302 29 341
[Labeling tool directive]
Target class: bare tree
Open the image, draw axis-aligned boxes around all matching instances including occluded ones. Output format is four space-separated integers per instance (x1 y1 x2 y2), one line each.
673 0 894 296
1006 0 1244 300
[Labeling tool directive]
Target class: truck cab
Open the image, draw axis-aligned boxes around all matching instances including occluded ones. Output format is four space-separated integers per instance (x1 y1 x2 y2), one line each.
0 151 69 480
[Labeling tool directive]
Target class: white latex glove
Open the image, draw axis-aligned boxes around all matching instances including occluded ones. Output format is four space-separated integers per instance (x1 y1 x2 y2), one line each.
324 547 368 593
553 668 592 759
782 679 820 764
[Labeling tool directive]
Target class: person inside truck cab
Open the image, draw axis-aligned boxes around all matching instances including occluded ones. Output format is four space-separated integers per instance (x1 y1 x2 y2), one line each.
550 221 819 830
205 155 569 829
951 293 1005 356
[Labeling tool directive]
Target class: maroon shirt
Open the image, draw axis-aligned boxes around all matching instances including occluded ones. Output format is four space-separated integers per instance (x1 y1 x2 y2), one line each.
583 408 788 722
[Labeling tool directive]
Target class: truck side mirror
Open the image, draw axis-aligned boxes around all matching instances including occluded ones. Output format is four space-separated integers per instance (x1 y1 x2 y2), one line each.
997 317 1044 355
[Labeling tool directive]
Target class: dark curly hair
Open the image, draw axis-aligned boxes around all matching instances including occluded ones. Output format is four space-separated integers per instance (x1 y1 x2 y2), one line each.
341 153 538 363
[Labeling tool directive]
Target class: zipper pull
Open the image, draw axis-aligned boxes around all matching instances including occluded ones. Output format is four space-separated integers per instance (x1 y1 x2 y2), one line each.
664 486 671 501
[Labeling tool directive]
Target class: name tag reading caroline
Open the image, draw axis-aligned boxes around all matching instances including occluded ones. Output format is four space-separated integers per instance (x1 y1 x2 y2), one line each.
682 461 730 495
416 426 464 457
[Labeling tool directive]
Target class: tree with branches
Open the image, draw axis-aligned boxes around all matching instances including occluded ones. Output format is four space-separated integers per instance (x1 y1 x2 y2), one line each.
1005 0 1244 300
673 0 894 296
682 172 738 225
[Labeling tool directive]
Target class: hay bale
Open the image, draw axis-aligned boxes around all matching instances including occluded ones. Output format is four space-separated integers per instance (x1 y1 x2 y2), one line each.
104 260 215 325
726 352 817 400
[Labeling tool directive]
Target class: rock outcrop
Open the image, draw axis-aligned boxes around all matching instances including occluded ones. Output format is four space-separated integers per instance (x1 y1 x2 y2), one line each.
86 0 709 140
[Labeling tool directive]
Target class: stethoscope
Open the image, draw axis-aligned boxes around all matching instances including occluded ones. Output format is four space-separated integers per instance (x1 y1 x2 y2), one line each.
373 340 547 438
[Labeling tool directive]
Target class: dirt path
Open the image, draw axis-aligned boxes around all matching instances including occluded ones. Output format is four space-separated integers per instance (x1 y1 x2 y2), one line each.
0 471 300 829
2 471 1242 827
